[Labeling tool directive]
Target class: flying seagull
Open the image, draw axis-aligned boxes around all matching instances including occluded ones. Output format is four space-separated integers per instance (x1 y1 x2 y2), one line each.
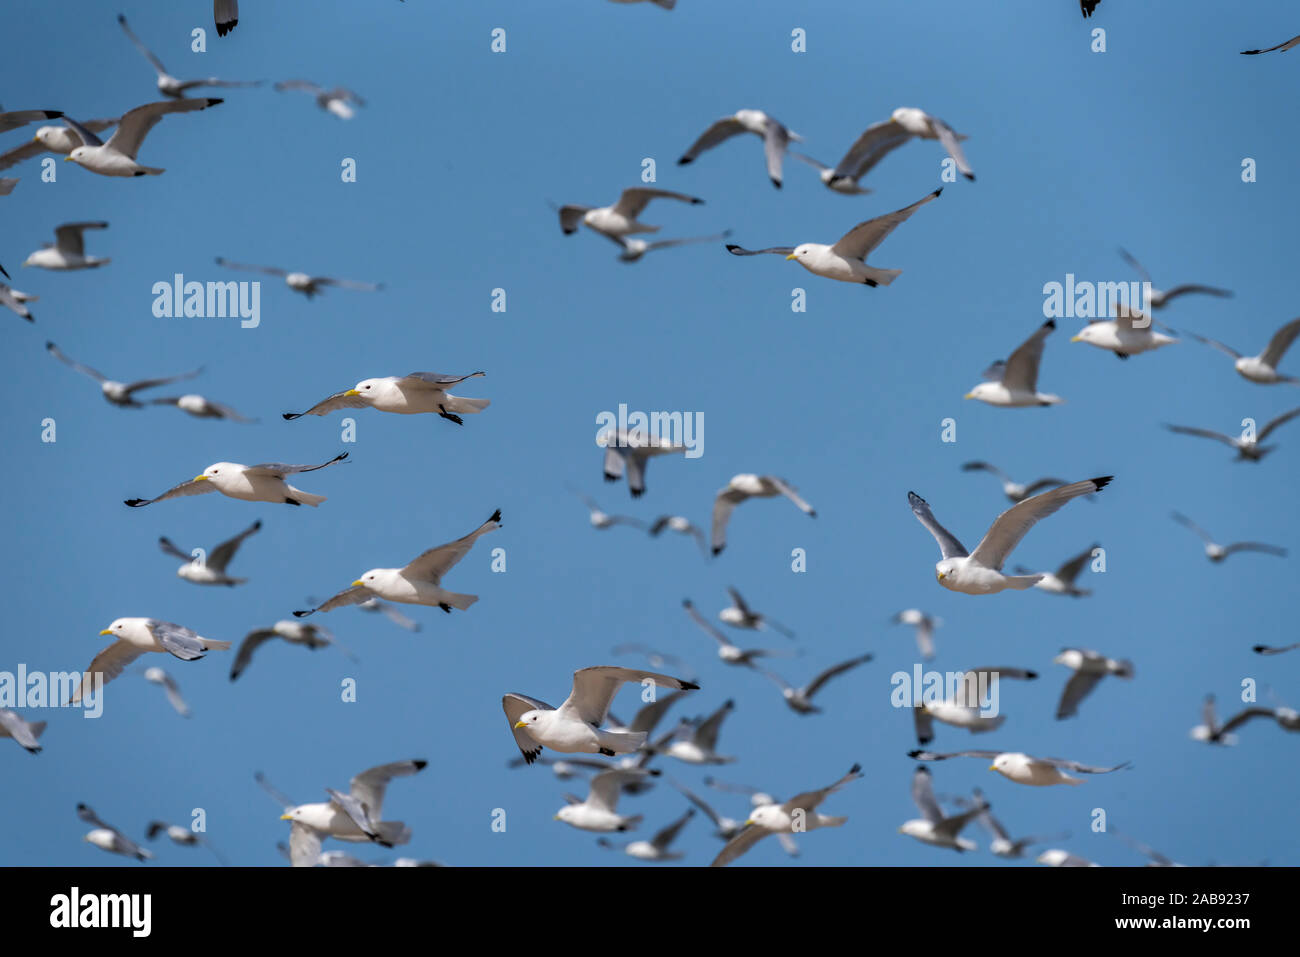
1118 248 1232 310
145 821 228 865
1170 511 1287 562
1163 407 1300 461
1189 694 1288 745
118 15 262 98
231 621 353 681
0 709 46 754
126 453 348 508
678 109 801 188
0 109 62 135
47 342 200 407
556 187 704 239
950 791 1067 858
961 462 1068 503
574 492 647 531
649 515 709 557
793 108 973 194
964 319 1064 406
79 804 151 861
603 230 731 263
726 188 941 285
1253 642 1300 656
711 474 816 555
62 99 222 176
553 768 660 832
283 371 486 425
277 760 427 863
142 667 191 718
158 520 262 586
274 81 365 119
503 666 699 763
898 767 987 852
1053 648 1134 719
24 222 111 270
71 618 231 704
718 587 795 638
0 282 37 321
1071 304 1178 359
892 609 942 659
908 749 1130 786
1186 317 1300 384
759 654 874 715
911 666 1038 744
1013 543 1100 597
150 393 256 422
296 510 501 616
908 478 1112 594
654 700 737 765
711 764 862 866
357 598 421 632
216 257 383 298
597 808 695 861
600 429 686 498
681 600 790 668
0 117 118 172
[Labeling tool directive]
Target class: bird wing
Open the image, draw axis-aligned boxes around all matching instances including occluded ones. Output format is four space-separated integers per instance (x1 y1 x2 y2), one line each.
651 808 695 850
123 367 203 397
762 118 792 185
725 586 754 617
961 460 1011 483
627 688 686 735
155 671 190 717
907 749 1001 762
931 118 973 178
1185 331 1242 360
401 509 501 583
682 600 731 647
503 693 554 763
1258 406 1300 441
350 760 426 821
0 709 43 750
1163 424 1238 449
612 188 701 218
207 520 262 572
679 117 746 162
557 666 697 727
52 220 108 257
400 371 486 390
1117 247 1153 285
1001 320 1055 393
288 821 322 867
586 768 649 812
726 243 795 256
1241 34 1300 54
911 767 943 824
1222 542 1287 557
105 98 222 159
1038 757 1130 774
829 189 941 261
1022 477 1069 497
157 537 192 562
243 452 348 477
781 763 863 816
362 599 420 631
710 488 746 554
804 655 872 699
693 700 734 752
768 477 815 515
1260 317 1300 369
912 705 934 744
282 389 369 419
0 109 63 135
968 477 1112 571
557 204 592 234
315 276 383 292
231 630 277 680
1056 672 1104 719
148 620 209 660
907 491 969 559
833 119 911 180
1219 707 1277 734
117 14 168 75
215 257 289 277
295 585 374 617
74 641 143 702
710 823 769 867
125 478 218 507
1171 511 1214 544
254 771 297 811
1055 544 1098 584
1158 284 1232 304
274 80 325 95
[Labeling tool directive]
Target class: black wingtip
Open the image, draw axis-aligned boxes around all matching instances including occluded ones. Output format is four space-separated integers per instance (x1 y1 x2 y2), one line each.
251 520 262 530
282 412 300 420
292 609 314 618
1252 645 1267 653
864 279 878 287
711 546 724 556
413 759 428 771
907 750 924 759
1089 476 1114 492
964 173 975 182
1044 319 1056 329
630 488 644 498
681 680 701 691
677 157 692 166
124 499 147 507
770 178 782 189
1024 670 1039 680
932 187 944 197
488 508 502 524
725 244 741 253
690 197 704 205
848 762 862 775
117 13 126 23
603 472 618 482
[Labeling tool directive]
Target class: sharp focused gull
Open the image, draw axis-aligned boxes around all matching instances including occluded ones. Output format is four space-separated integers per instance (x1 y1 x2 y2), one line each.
284 371 486 425
63 99 222 176
71 618 231 704
126 453 348 508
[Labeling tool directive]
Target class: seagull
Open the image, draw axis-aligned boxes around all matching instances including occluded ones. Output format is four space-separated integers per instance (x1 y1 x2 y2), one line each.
1109 826 1184 867
0 709 46 753
912 666 1038 744
295 509 500 616
503 666 699 762
718 587 795 638
78 805 151 861
602 230 731 262
960 462 1068 503
908 749 1130 786
898 767 987 852
142 667 191 717
681 600 792 668
277 760 427 863
892 609 942 659
1189 694 1271 746
964 319 1064 406
950 791 1067 858
1163 407 1300 461
274 81 365 119
150 393 256 422
759 654 874 715
1118 248 1232 310
726 188 941 285
283 371 486 425
597 808 695 861
215 0 238 36
62 100 222 176
1038 848 1100 867
23 222 111 270
649 515 709 557
1053 649 1134 719
908 478 1112 595
357 598 421 632
711 763 862 866
795 109 973 194
1014 543 1100 597
216 258 383 299
711 474 816 555
1170 511 1287 563
126 452 348 508
231 621 353 681
678 109 800 188
504 754 614 777
604 689 689 782
158 519 262 586
611 643 694 677
1186 317 1300 384
557 187 704 239
1070 305 1178 359
145 821 228 865
600 428 686 498
554 768 659 832
574 492 647 531
0 117 117 172
71 618 231 704
47 342 201 408
1241 34 1300 54
656 700 737 765
670 779 800 854
1080 1 1100 17
0 282 37 321
1253 642 1300 656
0 108 62 134
118 15 262 98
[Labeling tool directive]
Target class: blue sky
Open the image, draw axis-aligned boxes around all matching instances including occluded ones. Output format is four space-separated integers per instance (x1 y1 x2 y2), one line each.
1 0 1297 867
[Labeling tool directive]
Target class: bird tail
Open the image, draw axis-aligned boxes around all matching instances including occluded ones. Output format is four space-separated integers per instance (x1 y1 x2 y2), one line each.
818 815 849 828
441 395 490 414
286 485 327 507
617 815 644 831
1060 775 1083 786
442 590 479 611
863 267 903 286
200 638 233 651
612 730 649 754
139 166 166 176
374 822 412 846
1005 574 1044 590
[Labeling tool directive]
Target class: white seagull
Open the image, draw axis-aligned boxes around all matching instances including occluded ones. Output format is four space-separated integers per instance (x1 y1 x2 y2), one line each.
681 600 793 668
964 319 1064 406
597 808 695 862
1070 305 1178 359
1013 543 1100 597
898 767 987 853
0 282 37 321
908 749 1130 786
0 117 118 172
274 80 364 119
759 654 874 715
553 768 659 833
118 15 262 98
283 370 486 425
726 188 941 285
151 393 256 423
600 428 687 498
908 478 1112 595
892 608 942 659
1186 317 1300 384
656 700 737 765
711 764 862 866
158 519 261 586
1053 648 1134 719
0 709 46 754
711 474 816 555
1163 407 1300 462
126 453 348 508
794 108 973 193
47 341 201 407
575 492 647 531
649 514 709 557
231 621 353 681
961 461 1068 503
1171 511 1287 563
557 187 704 239
71 618 231 704
1118 248 1232 310
678 109 801 188
216 257 383 299
603 230 731 263
63 99 222 176
718 586 795 638
142 667 191 718
23 222 111 270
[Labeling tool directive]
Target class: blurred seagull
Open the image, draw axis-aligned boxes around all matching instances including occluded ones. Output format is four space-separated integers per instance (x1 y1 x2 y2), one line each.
158 519 261 586
274 80 364 119
964 320 1064 406
0 281 37 321
597 808 694 861
961 461 1068 503
600 429 686 498
0 108 62 134
24 222 111 270
142 667 191 717
711 474 816 555
678 109 801 188
1053 648 1134 719
554 768 659 832
79 804 151 861
1163 407 1300 461
0 709 46 753
118 15 262 98
898 767 987 852
759 654 873 715
145 820 229 865
47 341 200 407
711 763 862 866
574 491 647 531
1171 511 1287 562
603 230 731 262
1014 543 1100 597
0 117 117 172
794 108 973 193
1118 248 1232 310
891 608 942 659
62 99 223 176
718 587 795 638
216 257 383 298
1186 317 1300 384
649 514 709 557
151 393 256 422
557 187 704 239
1070 305 1178 359
231 621 354 681
681 600 793 668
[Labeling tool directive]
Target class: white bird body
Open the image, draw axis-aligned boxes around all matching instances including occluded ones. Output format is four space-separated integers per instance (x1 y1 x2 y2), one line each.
899 819 977 852
202 462 326 506
353 567 478 612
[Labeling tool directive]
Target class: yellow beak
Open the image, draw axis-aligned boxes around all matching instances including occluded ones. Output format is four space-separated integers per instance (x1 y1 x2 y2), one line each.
1069 335 1083 342
192 474 208 482
63 156 73 162
280 813 293 821
344 389 361 396
784 253 798 261
553 814 561 820
936 571 945 580
513 720 528 729
743 818 754 826
99 628 113 636
32 134 40 142
962 392 975 399
988 765 998 771
351 579 365 587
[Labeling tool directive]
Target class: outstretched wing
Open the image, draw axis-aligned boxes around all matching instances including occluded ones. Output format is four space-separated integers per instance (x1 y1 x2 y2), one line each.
207 520 261 572
401 509 501 583
804 654 872 699
105 98 222 160
679 116 746 163
244 452 348 477
612 188 702 219
215 257 290 278
1260 317 1300 369
830 189 941 261
968 478 1112 571
125 478 217 508
294 584 374 618
907 491 968 559
726 243 795 257
503 693 554 763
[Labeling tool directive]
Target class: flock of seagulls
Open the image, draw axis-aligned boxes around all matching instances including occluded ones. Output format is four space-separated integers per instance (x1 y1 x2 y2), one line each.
3 3 1295 870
